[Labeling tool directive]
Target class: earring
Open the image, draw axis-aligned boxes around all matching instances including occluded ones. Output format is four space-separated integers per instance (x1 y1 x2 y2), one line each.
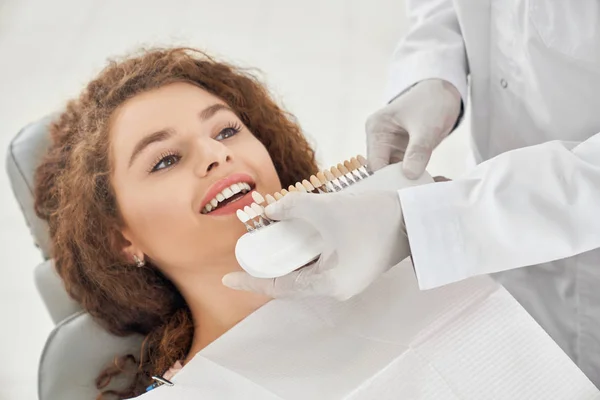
133 255 146 268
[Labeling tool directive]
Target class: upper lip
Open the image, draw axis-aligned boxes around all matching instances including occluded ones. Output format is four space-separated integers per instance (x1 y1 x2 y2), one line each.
200 173 255 211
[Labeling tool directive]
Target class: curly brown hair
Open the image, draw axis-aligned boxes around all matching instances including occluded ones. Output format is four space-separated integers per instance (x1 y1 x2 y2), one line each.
34 47 318 399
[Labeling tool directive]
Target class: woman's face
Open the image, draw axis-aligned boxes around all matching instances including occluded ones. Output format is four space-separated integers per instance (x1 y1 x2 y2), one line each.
110 82 282 275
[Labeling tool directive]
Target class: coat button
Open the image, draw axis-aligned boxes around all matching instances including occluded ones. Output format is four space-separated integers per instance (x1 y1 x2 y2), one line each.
501 79 508 88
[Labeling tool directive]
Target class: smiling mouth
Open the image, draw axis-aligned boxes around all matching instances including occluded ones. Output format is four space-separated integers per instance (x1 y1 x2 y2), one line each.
201 182 256 214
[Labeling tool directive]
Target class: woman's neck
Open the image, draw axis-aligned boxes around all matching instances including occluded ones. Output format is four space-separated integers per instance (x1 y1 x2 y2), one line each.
174 265 271 363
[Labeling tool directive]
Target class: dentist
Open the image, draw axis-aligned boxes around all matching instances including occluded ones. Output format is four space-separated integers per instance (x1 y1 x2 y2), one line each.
224 0 600 388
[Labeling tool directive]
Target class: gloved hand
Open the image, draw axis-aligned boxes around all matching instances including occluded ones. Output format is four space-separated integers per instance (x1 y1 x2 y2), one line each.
366 79 462 179
222 191 410 301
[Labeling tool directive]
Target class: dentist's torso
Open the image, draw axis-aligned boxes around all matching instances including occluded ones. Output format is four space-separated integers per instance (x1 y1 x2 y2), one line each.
455 0 600 386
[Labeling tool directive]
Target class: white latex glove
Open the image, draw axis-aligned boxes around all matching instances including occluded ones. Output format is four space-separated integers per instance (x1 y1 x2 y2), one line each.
222 191 410 301
366 79 462 179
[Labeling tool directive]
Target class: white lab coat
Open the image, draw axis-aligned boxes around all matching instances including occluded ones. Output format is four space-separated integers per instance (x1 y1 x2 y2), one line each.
389 0 600 388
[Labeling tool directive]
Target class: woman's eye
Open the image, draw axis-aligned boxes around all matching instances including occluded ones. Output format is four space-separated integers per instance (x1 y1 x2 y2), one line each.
215 124 242 140
151 154 181 173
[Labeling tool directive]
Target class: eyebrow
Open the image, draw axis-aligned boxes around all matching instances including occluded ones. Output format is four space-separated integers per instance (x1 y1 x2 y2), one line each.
199 103 232 121
128 129 174 168
128 103 232 168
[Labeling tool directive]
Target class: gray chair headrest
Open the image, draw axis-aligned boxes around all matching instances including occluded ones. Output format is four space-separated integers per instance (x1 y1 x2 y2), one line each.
6 115 56 259
39 311 144 400
35 260 82 324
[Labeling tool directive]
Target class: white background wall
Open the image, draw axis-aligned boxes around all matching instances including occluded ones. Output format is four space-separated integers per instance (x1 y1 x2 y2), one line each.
0 0 469 398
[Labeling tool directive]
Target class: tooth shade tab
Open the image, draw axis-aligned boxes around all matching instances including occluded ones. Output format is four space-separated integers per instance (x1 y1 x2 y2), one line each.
265 194 276 204
310 175 323 188
302 179 315 191
295 182 307 192
316 171 328 183
324 170 335 182
331 166 342 178
344 160 355 171
281 189 289 196
252 191 265 204
274 192 284 200
337 163 349 175
251 203 265 216
357 155 368 167
350 157 362 170
236 209 250 223
244 206 258 219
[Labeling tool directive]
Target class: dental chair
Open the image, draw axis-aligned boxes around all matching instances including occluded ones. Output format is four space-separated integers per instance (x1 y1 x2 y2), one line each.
6 116 144 399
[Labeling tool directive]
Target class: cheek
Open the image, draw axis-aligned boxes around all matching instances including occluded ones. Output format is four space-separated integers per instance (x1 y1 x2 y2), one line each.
247 140 282 193
117 176 195 244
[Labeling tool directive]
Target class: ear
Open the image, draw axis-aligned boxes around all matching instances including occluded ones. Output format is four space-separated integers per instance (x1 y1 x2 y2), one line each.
120 227 145 264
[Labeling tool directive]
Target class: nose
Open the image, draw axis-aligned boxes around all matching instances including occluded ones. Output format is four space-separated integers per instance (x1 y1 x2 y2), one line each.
194 139 233 177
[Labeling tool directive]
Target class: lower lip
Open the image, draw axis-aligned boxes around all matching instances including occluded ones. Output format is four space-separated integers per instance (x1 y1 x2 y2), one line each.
205 190 256 216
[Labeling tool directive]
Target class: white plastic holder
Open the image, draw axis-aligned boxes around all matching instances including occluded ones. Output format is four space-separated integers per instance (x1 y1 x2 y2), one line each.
235 162 433 278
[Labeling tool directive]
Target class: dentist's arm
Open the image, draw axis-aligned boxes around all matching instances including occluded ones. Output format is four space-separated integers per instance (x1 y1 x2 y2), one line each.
223 133 600 300
366 0 468 178
385 0 468 103
404 132 600 290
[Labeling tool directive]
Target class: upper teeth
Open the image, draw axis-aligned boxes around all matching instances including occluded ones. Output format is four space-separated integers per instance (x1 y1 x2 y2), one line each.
202 182 252 214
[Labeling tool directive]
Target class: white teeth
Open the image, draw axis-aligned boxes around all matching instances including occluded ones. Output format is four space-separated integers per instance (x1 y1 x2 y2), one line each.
203 181 254 214
222 188 234 199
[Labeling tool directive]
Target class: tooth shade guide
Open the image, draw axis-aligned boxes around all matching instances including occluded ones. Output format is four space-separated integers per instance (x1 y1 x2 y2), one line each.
323 169 335 182
343 160 355 172
323 169 343 191
337 163 350 175
251 203 265 216
244 206 258 219
236 210 254 232
357 154 373 175
330 166 342 178
350 157 362 170
236 209 250 223
252 191 265 204
302 179 315 192
310 175 323 188
316 171 327 184
295 182 307 192
265 194 276 204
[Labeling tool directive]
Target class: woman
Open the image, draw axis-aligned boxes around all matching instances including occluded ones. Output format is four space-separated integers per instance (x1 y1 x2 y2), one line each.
34 47 318 399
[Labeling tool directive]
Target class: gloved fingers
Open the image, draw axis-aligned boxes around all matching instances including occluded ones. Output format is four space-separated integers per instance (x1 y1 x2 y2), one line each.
402 130 441 179
433 175 451 182
366 115 410 171
264 192 321 224
389 147 405 165
366 135 392 171
222 264 324 298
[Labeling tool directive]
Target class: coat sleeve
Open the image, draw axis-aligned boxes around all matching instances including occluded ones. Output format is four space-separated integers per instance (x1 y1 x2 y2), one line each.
385 0 468 104
399 132 600 290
